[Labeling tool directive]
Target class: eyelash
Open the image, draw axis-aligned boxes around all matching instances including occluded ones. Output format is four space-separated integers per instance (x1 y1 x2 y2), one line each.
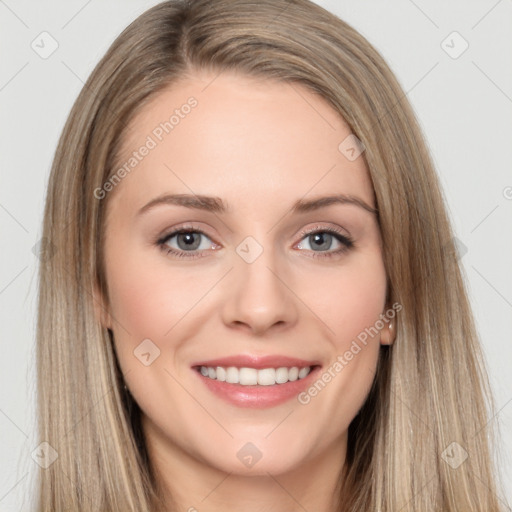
156 224 355 260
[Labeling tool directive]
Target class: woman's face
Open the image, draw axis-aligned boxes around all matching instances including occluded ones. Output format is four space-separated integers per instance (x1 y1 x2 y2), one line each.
99 70 388 479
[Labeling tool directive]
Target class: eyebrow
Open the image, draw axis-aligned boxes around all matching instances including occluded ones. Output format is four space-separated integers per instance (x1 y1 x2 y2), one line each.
137 193 378 216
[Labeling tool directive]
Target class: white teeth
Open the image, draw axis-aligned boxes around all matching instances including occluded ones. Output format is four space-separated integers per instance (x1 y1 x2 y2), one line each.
226 366 239 384
257 368 276 386
298 367 311 379
198 365 313 385
239 367 258 385
216 366 226 382
288 367 299 381
275 367 289 384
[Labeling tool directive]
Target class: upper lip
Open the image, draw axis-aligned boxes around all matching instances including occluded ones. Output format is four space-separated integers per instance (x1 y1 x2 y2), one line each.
192 354 321 370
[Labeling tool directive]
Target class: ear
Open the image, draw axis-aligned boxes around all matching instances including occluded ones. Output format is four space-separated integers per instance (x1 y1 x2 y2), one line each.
380 318 396 346
92 281 113 330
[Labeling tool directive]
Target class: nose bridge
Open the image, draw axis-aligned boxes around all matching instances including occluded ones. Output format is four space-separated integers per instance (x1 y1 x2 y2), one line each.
221 234 297 334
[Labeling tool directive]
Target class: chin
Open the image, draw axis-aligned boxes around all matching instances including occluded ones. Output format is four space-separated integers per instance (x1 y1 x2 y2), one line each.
198 437 311 477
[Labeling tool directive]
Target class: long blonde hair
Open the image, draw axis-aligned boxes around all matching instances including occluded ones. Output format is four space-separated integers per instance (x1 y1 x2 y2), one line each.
36 0 505 510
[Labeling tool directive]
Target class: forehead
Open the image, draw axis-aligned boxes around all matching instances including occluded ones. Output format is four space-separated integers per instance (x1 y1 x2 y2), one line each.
108 71 374 216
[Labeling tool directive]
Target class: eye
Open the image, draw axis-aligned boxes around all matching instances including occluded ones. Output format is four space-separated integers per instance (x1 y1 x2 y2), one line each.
157 226 218 259
156 224 355 260
295 225 354 259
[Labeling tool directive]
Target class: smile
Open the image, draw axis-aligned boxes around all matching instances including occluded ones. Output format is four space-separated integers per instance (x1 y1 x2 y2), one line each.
191 355 322 408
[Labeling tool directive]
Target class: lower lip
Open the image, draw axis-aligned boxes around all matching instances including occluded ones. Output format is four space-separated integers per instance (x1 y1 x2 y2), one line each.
193 366 321 408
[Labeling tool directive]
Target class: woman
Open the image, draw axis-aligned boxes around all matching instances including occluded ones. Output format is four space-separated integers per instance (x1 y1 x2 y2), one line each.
36 0 506 510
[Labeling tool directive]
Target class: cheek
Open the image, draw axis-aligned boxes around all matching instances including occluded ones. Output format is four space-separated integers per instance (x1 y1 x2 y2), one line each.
294 260 386 441
304 255 387 347
103 249 204 421
105 249 210 340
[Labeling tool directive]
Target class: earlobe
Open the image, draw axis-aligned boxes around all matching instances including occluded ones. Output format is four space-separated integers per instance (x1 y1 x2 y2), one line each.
92 282 113 330
380 319 396 345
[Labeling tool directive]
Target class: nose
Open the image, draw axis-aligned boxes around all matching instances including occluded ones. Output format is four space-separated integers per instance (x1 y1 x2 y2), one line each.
220 242 299 336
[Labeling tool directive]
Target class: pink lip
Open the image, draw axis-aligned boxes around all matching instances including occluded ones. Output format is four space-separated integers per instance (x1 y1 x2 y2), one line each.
191 354 320 369
191 354 322 409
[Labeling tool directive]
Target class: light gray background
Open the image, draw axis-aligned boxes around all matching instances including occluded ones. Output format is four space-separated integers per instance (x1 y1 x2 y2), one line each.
1 0 511 510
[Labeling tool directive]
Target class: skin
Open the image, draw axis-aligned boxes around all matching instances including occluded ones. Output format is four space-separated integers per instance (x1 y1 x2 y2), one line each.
96 70 392 511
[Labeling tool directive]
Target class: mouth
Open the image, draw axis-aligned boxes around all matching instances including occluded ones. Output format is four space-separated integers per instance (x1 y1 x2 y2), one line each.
191 355 322 408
